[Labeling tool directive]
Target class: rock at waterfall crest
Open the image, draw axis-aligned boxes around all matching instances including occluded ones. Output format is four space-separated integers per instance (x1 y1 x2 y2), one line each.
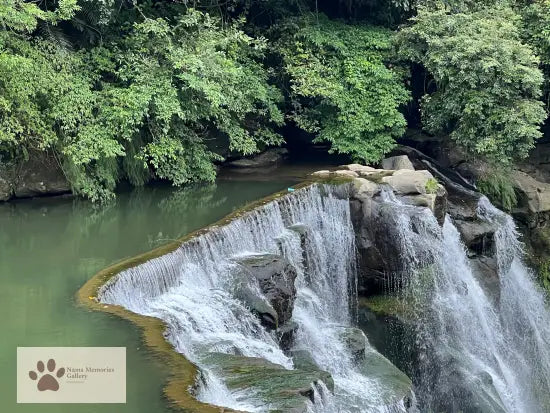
310 156 500 295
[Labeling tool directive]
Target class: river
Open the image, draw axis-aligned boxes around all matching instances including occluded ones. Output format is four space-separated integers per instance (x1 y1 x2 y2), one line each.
0 179 294 413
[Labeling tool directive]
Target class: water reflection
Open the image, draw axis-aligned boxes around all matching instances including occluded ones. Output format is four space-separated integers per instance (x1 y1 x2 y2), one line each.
0 179 292 413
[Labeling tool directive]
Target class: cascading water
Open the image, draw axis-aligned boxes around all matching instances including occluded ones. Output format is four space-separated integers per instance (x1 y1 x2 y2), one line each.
99 185 412 412
378 188 550 413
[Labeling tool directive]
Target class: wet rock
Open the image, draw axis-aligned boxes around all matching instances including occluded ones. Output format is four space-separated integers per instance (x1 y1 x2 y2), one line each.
453 220 497 257
226 148 288 170
359 349 414 410
290 350 318 371
447 191 480 222
469 256 500 303
381 155 415 171
235 254 297 329
276 321 298 351
349 196 390 294
339 327 368 360
200 353 333 413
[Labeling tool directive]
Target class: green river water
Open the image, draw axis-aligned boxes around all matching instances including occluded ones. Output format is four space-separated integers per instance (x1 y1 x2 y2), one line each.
0 179 294 413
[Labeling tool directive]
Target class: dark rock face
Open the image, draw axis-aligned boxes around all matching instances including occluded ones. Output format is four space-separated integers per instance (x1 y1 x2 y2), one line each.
469 256 500 303
350 197 392 295
343 155 502 296
446 189 498 258
226 148 289 171
276 321 298 352
345 160 448 295
0 151 70 201
234 254 297 329
0 175 11 201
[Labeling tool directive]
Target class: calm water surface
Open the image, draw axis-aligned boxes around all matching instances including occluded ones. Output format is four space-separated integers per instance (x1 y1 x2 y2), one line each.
0 179 294 413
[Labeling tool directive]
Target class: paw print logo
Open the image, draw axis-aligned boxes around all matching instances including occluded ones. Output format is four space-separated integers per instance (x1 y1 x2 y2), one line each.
28 359 65 391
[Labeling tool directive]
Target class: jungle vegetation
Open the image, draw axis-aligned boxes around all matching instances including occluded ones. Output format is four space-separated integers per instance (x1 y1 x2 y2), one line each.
1 0 549 200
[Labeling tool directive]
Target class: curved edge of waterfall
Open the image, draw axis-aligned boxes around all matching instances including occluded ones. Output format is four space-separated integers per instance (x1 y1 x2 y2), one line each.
77 174 414 413
76 180 322 413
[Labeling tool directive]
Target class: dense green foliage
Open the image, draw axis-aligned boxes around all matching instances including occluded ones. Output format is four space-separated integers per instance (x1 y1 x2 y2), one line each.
276 15 409 162
397 3 546 163
1 0 550 200
519 0 550 112
477 172 518 211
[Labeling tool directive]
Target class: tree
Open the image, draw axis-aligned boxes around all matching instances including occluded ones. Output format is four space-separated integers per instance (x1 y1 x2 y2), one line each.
519 0 550 114
275 14 409 163
397 3 546 163
0 5 284 201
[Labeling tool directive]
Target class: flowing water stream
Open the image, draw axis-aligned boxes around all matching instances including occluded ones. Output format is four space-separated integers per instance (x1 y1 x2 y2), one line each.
99 185 412 412
97 182 550 412
377 189 550 413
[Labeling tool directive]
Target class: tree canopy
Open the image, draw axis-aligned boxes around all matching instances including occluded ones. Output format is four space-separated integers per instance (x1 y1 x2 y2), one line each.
1 0 550 199
397 3 546 163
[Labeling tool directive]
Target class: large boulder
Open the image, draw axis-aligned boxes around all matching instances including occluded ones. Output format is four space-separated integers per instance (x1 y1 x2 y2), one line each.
446 188 499 258
226 148 288 170
0 151 70 201
381 155 415 171
453 220 497 256
511 170 550 227
234 254 297 329
401 188 447 225
339 327 368 360
346 164 447 294
381 169 436 195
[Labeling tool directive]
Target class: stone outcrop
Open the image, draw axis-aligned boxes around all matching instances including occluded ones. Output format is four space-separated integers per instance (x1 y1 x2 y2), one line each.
511 170 550 228
381 169 435 195
226 148 289 171
381 155 414 171
310 157 449 294
0 151 70 201
234 254 297 329
337 326 414 409
309 156 507 294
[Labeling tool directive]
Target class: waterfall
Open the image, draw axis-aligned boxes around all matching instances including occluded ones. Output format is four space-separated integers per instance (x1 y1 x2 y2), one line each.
99 184 412 412
379 188 550 412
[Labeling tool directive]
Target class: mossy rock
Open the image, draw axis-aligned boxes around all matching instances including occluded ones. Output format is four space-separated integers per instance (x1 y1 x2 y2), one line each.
201 353 334 412
359 349 413 408
359 295 414 320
